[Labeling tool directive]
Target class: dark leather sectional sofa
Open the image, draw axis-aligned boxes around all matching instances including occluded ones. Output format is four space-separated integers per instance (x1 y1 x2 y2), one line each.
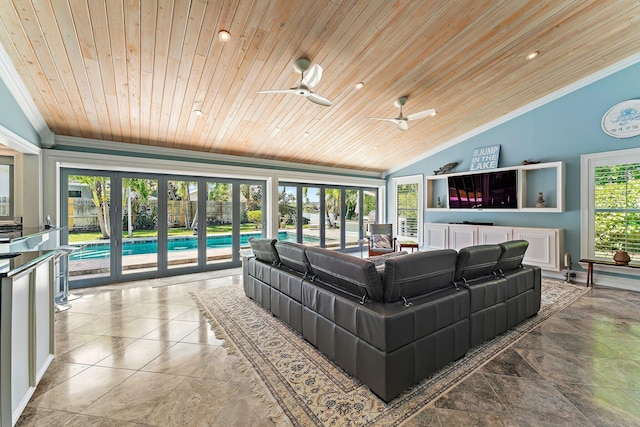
242 238 541 402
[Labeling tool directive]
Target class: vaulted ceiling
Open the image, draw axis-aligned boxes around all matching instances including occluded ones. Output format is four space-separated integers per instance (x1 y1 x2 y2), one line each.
0 1 639 173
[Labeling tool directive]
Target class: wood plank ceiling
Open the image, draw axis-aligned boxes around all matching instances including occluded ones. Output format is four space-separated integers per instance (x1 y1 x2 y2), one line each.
0 0 639 173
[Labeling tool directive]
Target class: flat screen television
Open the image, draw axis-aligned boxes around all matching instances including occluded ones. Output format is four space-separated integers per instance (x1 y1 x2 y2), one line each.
448 170 517 209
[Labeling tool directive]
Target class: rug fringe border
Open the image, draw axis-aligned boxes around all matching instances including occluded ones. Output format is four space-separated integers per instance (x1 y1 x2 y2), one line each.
190 290 293 427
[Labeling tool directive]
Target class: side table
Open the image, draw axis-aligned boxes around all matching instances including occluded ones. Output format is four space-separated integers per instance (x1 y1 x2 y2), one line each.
580 258 640 287
399 241 419 252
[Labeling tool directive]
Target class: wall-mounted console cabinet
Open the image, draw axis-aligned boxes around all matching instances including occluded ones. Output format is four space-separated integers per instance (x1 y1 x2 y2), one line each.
424 223 564 271
426 161 565 213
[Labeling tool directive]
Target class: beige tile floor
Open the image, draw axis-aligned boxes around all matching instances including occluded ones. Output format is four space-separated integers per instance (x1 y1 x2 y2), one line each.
16 272 640 426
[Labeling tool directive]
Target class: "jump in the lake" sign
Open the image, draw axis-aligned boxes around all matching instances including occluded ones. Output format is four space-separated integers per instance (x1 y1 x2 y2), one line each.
470 144 500 171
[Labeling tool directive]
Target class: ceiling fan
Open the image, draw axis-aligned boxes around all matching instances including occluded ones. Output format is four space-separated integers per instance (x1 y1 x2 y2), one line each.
257 58 333 107
369 97 436 131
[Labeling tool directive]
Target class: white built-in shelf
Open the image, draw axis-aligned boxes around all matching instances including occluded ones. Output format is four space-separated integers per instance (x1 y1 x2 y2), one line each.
426 161 565 213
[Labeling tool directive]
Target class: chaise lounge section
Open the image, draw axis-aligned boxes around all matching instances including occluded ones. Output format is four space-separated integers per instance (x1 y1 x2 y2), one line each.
242 238 541 402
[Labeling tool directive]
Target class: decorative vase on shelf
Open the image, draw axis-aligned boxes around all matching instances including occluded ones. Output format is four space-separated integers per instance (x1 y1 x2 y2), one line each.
613 250 631 266
536 192 545 208
437 196 443 208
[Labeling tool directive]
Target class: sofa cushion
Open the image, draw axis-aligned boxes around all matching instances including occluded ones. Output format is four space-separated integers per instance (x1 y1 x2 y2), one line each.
305 247 384 302
248 238 280 265
454 244 502 282
275 241 311 275
495 240 529 273
365 250 407 267
383 250 458 302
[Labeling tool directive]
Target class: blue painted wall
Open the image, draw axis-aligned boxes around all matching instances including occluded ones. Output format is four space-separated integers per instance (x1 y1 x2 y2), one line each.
387 61 640 275
0 76 40 146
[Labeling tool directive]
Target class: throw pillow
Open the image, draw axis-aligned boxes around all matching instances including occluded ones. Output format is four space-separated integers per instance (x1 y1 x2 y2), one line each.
372 234 392 249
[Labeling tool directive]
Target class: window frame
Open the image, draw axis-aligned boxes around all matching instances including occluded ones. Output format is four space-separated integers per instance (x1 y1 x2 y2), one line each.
581 147 640 264
391 174 423 244
0 156 14 221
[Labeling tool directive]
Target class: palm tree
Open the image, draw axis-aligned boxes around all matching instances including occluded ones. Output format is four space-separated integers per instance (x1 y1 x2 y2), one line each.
71 175 110 239
325 189 340 227
122 178 151 237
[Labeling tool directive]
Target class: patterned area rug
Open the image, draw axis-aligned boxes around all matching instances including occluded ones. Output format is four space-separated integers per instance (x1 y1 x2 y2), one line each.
191 279 589 426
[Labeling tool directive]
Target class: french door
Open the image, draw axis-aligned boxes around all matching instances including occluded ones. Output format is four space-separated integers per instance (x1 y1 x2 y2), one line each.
62 169 264 287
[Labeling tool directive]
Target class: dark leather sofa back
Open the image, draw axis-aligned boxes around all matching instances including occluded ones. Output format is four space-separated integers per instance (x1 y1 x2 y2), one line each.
383 250 458 302
275 241 311 275
495 240 529 273
454 244 502 282
248 238 280 265
305 247 384 302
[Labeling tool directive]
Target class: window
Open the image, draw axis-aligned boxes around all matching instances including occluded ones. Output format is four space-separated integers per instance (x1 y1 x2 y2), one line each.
0 156 14 220
582 148 640 263
392 175 423 242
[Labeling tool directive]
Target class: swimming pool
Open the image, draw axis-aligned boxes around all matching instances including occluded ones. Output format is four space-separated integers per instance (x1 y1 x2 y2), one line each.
69 231 308 260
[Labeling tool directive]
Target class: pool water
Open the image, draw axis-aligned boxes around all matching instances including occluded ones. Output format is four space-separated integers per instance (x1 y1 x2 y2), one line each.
70 231 308 260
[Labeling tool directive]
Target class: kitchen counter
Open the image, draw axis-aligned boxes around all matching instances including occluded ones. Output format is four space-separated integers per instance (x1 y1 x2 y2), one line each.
0 227 62 253
0 250 56 427
0 250 56 277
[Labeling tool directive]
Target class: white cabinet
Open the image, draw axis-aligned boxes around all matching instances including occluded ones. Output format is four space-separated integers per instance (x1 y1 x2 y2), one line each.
1 253 55 427
426 161 565 213
448 225 477 251
478 226 512 244
424 223 563 271
424 223 449 250
513 227 563 271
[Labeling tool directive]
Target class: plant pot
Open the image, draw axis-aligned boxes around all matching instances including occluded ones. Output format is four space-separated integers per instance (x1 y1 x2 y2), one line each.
613 250 631 266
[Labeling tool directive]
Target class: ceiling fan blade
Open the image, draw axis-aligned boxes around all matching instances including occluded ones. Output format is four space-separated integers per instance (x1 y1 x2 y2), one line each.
368 117 398 123
397 121 409 131
306 92 332 106
406 108 437 121
256 88 300 95
301 64 323 88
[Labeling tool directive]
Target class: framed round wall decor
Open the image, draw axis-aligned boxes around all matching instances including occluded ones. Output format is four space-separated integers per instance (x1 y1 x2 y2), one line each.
601 99 640 138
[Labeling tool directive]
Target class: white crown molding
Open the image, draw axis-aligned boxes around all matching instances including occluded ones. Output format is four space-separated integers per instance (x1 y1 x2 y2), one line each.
0 124 41 155
0 40 54 147
53 135 384 180
384 51 640 177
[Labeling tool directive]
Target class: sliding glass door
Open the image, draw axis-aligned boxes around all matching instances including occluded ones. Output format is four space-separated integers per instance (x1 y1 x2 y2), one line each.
65 172 113 282
278 183 377 252
121 176 159 275
167 179 199 270
62 169 265 287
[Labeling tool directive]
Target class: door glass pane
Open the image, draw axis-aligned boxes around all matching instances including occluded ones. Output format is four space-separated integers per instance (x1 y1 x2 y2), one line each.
67 174 111 280
240 183 264 250
302 187 320 246
206 182 233 264
344 189 359 250
278 186 297 242
122 178 158 275
363 189 377 232
167 180 198 269
325 188 341 248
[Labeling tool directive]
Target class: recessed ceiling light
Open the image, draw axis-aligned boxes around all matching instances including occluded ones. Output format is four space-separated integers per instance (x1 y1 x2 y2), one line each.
218 30 231 42
193 110 203 116
526 51 540 60
355 82 364 90
373 146 379 150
